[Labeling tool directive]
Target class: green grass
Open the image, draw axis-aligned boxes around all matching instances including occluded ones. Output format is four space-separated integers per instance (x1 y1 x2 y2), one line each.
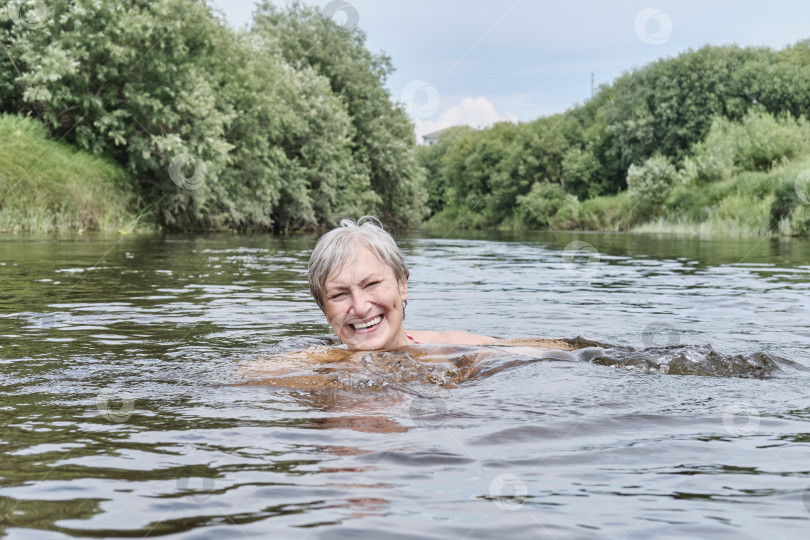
0 114 146 234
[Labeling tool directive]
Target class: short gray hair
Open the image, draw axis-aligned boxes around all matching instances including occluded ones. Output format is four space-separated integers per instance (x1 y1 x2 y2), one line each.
308 216 409 311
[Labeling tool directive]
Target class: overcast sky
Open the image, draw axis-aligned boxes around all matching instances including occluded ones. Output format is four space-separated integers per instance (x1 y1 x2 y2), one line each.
209 0 810 138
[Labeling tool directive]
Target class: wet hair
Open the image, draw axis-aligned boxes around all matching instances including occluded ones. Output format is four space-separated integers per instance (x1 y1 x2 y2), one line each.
308 216 409 311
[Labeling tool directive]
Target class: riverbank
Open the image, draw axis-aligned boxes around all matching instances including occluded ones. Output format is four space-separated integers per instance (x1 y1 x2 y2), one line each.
4 110 809 238
0 115 146 234
425 153 810 238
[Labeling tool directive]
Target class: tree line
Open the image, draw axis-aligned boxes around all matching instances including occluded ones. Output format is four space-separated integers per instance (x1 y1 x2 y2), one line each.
1 0 424 231
419 40 810 231
3 0 810 234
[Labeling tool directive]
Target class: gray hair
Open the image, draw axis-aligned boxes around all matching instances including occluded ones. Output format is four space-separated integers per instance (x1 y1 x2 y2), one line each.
308 216 409 311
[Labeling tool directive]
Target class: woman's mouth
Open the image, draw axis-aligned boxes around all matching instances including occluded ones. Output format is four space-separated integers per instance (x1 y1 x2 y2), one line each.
350 314 383 331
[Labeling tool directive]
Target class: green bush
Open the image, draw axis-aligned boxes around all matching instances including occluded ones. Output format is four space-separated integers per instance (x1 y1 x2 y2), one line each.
578 191 633 230
692 110 810 176
516 181 576 228
626 154 679 218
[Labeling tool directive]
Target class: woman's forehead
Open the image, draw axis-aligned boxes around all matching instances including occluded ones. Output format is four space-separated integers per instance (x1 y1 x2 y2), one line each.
325 247 390 285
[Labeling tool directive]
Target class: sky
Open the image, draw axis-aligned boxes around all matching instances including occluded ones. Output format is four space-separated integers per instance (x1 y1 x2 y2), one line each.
209 0 810 139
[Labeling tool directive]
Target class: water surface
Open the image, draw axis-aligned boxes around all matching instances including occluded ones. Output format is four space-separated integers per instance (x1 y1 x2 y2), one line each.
1 230 809 539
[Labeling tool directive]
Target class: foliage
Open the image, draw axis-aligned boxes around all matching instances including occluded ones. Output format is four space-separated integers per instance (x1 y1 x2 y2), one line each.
516 182 578 228
418 40 810 235
0 114 137 233
561 146 602 199
626 154 679 219
251 1 425 227
415 126 474 216
0 0 421 231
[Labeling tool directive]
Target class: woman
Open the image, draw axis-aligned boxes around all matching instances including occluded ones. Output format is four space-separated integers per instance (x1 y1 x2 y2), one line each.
309 216 498 350
241 217 581 389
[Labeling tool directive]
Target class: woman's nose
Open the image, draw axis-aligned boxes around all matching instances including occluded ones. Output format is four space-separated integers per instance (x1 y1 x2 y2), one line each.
348 288 372 314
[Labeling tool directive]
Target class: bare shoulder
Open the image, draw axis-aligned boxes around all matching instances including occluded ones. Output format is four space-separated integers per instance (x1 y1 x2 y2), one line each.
406 330 500 346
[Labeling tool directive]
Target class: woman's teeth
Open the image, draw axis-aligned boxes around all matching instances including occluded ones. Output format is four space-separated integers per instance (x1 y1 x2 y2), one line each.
352 315 382 330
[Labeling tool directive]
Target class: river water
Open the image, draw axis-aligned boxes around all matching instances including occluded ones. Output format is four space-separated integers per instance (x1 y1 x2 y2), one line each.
1 230 809 539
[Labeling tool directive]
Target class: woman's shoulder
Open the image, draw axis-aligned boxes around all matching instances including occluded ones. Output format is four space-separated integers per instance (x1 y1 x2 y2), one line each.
406 330 499 346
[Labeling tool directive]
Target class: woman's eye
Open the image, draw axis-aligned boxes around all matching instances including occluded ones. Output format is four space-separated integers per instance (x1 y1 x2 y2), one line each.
329 292 347 300
364 281 381 289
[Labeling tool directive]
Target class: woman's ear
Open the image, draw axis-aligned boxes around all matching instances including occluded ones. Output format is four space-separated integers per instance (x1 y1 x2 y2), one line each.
399 279 408 302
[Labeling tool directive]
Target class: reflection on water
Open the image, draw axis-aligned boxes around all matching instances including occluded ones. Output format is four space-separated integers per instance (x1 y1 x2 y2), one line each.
1 231 810 538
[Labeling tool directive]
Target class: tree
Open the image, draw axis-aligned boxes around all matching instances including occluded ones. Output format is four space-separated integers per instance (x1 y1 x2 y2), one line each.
252 1 425 227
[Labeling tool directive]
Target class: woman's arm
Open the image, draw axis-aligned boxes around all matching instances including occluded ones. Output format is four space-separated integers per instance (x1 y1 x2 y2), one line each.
406 330 500 346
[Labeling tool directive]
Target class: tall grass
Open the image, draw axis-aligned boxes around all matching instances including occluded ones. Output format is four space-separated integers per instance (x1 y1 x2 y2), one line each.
634 156 810 237
0 115 143 233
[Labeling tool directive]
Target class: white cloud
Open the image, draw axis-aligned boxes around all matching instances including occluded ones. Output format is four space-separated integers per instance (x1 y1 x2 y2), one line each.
413 96 517 139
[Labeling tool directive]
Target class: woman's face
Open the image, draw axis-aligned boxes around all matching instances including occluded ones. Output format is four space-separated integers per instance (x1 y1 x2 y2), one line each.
322 247 409 350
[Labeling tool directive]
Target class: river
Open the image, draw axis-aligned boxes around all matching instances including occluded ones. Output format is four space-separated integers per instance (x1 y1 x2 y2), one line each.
1 230 809 539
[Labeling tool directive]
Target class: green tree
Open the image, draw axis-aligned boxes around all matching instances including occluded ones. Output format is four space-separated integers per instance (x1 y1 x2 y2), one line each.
252 1 425 227
416 126 474 216
1 0 421 231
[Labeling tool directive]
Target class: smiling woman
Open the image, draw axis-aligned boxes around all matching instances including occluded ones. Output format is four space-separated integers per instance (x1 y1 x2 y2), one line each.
308 216 497 350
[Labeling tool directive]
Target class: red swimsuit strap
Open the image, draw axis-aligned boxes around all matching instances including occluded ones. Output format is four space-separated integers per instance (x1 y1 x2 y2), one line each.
405 333 418 344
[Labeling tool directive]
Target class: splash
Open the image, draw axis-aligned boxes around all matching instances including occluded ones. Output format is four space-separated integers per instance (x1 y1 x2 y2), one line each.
581 344 794 377
239 335 798 391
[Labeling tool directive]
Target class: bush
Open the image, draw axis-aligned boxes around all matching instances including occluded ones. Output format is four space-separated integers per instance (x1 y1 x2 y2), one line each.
691 111 810 178
578 191 633 230
626 154 679 218
516 181 578 228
